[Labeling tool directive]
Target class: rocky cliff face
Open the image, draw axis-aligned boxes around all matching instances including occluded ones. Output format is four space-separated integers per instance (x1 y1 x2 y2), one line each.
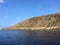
2 13 60 30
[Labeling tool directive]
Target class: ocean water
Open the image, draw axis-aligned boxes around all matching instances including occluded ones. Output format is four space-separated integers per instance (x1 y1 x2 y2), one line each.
0 30 60 45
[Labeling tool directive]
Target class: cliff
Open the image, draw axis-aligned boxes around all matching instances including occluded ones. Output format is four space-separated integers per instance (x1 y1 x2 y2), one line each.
2 13 60 30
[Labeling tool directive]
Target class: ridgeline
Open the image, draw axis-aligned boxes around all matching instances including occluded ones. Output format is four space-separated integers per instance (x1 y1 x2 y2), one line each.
2 13 60 30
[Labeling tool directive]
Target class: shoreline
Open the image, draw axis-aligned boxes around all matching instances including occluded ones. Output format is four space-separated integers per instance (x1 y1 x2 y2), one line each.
1 26 60 31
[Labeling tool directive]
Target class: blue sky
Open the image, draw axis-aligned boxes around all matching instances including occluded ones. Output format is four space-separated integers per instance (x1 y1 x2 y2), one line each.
0 0 60 28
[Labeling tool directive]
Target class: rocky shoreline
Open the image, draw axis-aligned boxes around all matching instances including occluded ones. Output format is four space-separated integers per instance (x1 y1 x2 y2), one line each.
2 26 60 31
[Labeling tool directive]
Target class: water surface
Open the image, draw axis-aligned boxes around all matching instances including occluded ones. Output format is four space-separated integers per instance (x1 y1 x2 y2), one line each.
0 30 60 45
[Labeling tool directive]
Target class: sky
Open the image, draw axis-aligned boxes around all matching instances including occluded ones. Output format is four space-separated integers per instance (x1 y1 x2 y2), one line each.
0 0 60 28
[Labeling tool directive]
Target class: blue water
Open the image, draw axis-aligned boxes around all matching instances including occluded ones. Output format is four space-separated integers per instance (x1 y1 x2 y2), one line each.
0 30 60 45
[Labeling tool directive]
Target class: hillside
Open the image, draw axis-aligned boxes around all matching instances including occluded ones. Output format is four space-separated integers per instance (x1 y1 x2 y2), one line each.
2 13 60 30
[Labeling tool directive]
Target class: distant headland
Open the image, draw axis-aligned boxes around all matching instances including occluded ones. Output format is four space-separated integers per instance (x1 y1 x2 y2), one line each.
1 13 60 30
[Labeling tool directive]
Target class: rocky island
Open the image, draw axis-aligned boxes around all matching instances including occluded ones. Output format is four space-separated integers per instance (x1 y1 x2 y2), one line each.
2 13 60 30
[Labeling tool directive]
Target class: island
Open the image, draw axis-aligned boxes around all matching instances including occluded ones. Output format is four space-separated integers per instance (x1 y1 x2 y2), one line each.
2 13 60 30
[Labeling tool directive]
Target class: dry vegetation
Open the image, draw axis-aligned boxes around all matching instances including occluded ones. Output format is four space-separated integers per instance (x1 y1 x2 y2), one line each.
2 13 60 30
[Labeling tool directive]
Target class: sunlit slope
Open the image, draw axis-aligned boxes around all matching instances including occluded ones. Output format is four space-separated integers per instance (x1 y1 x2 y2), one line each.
2 13 60 30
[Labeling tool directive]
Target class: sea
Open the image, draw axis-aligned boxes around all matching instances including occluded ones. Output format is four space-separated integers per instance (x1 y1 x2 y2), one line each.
0 30 60 45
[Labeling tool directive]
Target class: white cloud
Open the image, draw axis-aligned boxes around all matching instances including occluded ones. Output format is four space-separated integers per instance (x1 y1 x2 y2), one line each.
0 0 5 3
